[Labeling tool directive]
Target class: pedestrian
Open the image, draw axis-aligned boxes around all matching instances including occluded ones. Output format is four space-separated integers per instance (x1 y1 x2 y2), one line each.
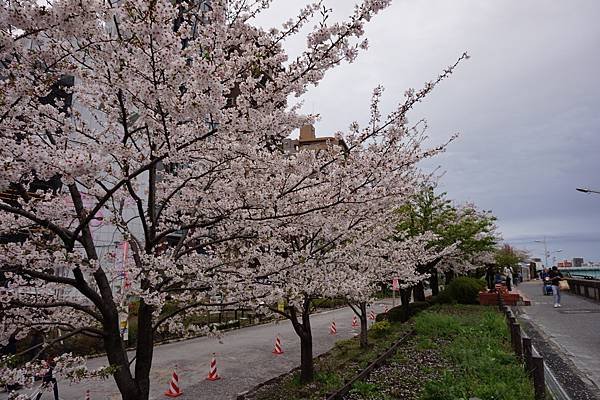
494 271 503 285
540 268 549 294
34 356 59 400
548 266 564 308
485 265 495 292
503 266 513 292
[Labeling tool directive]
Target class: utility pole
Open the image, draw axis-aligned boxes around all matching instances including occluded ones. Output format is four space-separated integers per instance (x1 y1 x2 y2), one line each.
534 237 548 269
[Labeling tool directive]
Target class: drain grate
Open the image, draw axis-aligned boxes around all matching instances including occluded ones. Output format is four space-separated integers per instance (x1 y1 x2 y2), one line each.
558 309 600 314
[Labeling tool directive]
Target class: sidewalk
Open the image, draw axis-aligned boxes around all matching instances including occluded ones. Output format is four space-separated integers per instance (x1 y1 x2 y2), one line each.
1 300 396 400
516 280 600 399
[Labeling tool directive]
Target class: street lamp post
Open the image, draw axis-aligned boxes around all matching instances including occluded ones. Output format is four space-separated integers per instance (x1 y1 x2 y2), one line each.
534 237 549 269
576 187 600 195
550 249 563 267
533 239 563 268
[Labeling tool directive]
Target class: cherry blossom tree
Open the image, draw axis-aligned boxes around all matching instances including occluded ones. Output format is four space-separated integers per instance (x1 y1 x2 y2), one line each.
0 0 400 398
0 0 470 396
235 68 468 380
341 230 436 349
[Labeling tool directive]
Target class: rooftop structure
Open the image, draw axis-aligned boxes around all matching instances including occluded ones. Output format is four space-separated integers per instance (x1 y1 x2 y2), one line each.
282 125 348 154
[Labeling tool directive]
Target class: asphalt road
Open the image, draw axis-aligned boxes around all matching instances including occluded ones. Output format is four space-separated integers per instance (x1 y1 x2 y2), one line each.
2 301 395 400
516 280 600 398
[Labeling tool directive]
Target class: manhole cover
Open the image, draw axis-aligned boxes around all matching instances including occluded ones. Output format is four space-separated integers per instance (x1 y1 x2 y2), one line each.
558 309 600 314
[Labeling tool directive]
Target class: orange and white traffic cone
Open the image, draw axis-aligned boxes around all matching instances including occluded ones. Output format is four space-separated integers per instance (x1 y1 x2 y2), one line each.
85 389 91 400
329 321 337 335
206 354 221 381
369 310 376 320
272 336 284 355
351 315 359 329
164 368 183 397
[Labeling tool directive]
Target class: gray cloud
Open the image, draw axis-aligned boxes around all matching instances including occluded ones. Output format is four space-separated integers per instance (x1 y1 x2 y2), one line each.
253 1 600 261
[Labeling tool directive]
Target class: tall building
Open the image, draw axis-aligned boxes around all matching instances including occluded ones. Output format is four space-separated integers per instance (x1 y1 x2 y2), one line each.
282 125 348 154
572 257 584 268
558 260 572 268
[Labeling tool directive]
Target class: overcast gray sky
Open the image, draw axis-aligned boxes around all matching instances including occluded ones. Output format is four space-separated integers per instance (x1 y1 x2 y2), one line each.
254 1 600 262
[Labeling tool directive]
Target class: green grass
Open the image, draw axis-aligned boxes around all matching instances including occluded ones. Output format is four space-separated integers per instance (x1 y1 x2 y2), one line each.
251 305 535 400
416 306 535 400
251 322 411 400
350 381 384 398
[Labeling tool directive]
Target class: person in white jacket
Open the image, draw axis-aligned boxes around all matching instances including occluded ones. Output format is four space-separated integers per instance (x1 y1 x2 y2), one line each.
503 266 513 291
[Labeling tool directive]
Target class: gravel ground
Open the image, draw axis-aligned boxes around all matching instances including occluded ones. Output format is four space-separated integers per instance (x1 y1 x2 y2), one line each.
344 336 451 400
518 316 600 400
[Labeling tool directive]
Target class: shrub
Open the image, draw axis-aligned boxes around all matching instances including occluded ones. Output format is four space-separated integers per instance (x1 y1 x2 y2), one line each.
59 334 105 356
369 320 392 338
382 306 410 323
435 277 486 305
377 300 431 323
312 298 346 309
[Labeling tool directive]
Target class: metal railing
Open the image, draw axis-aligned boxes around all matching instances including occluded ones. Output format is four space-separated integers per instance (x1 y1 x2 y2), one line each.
498 294 546 400
564 278 600 302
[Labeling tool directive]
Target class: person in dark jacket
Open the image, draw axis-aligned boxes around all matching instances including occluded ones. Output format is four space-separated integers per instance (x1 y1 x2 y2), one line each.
548 266 564 308
485 265 495 292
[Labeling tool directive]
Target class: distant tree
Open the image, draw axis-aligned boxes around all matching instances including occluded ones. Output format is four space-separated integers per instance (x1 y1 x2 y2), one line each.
395 188 498 299
494 244 526 272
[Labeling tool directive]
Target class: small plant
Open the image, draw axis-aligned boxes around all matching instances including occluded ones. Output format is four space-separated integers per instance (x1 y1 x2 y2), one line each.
314 371 342 391
350 380 380 397
414 312 461 338
369 320 392 338
416 337 436 350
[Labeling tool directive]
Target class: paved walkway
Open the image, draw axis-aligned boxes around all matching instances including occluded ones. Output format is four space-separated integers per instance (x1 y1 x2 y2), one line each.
516 280 600 399
1 301 396 400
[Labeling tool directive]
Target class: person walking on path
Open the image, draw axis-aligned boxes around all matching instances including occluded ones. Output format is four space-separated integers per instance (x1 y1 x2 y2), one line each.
485 265 495 292
540 267 550 294
548 266 564 308
503 266 513 292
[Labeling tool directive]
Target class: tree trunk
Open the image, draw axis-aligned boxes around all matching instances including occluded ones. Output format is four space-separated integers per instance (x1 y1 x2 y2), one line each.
134 300 155 400
445 270 455 285
359 302 368 349
103 314 139 400
430 268 439 296
288 296 314 384
413 282 426 302
400 287 412 313
299 304 313 383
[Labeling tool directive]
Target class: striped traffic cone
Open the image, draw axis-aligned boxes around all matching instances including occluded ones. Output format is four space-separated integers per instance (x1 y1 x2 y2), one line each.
164 368 183 397
206 354 221 381
369 310 376 320
272 336 284 355
351 315 359 329
384 306 389 313
329 321 337 335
